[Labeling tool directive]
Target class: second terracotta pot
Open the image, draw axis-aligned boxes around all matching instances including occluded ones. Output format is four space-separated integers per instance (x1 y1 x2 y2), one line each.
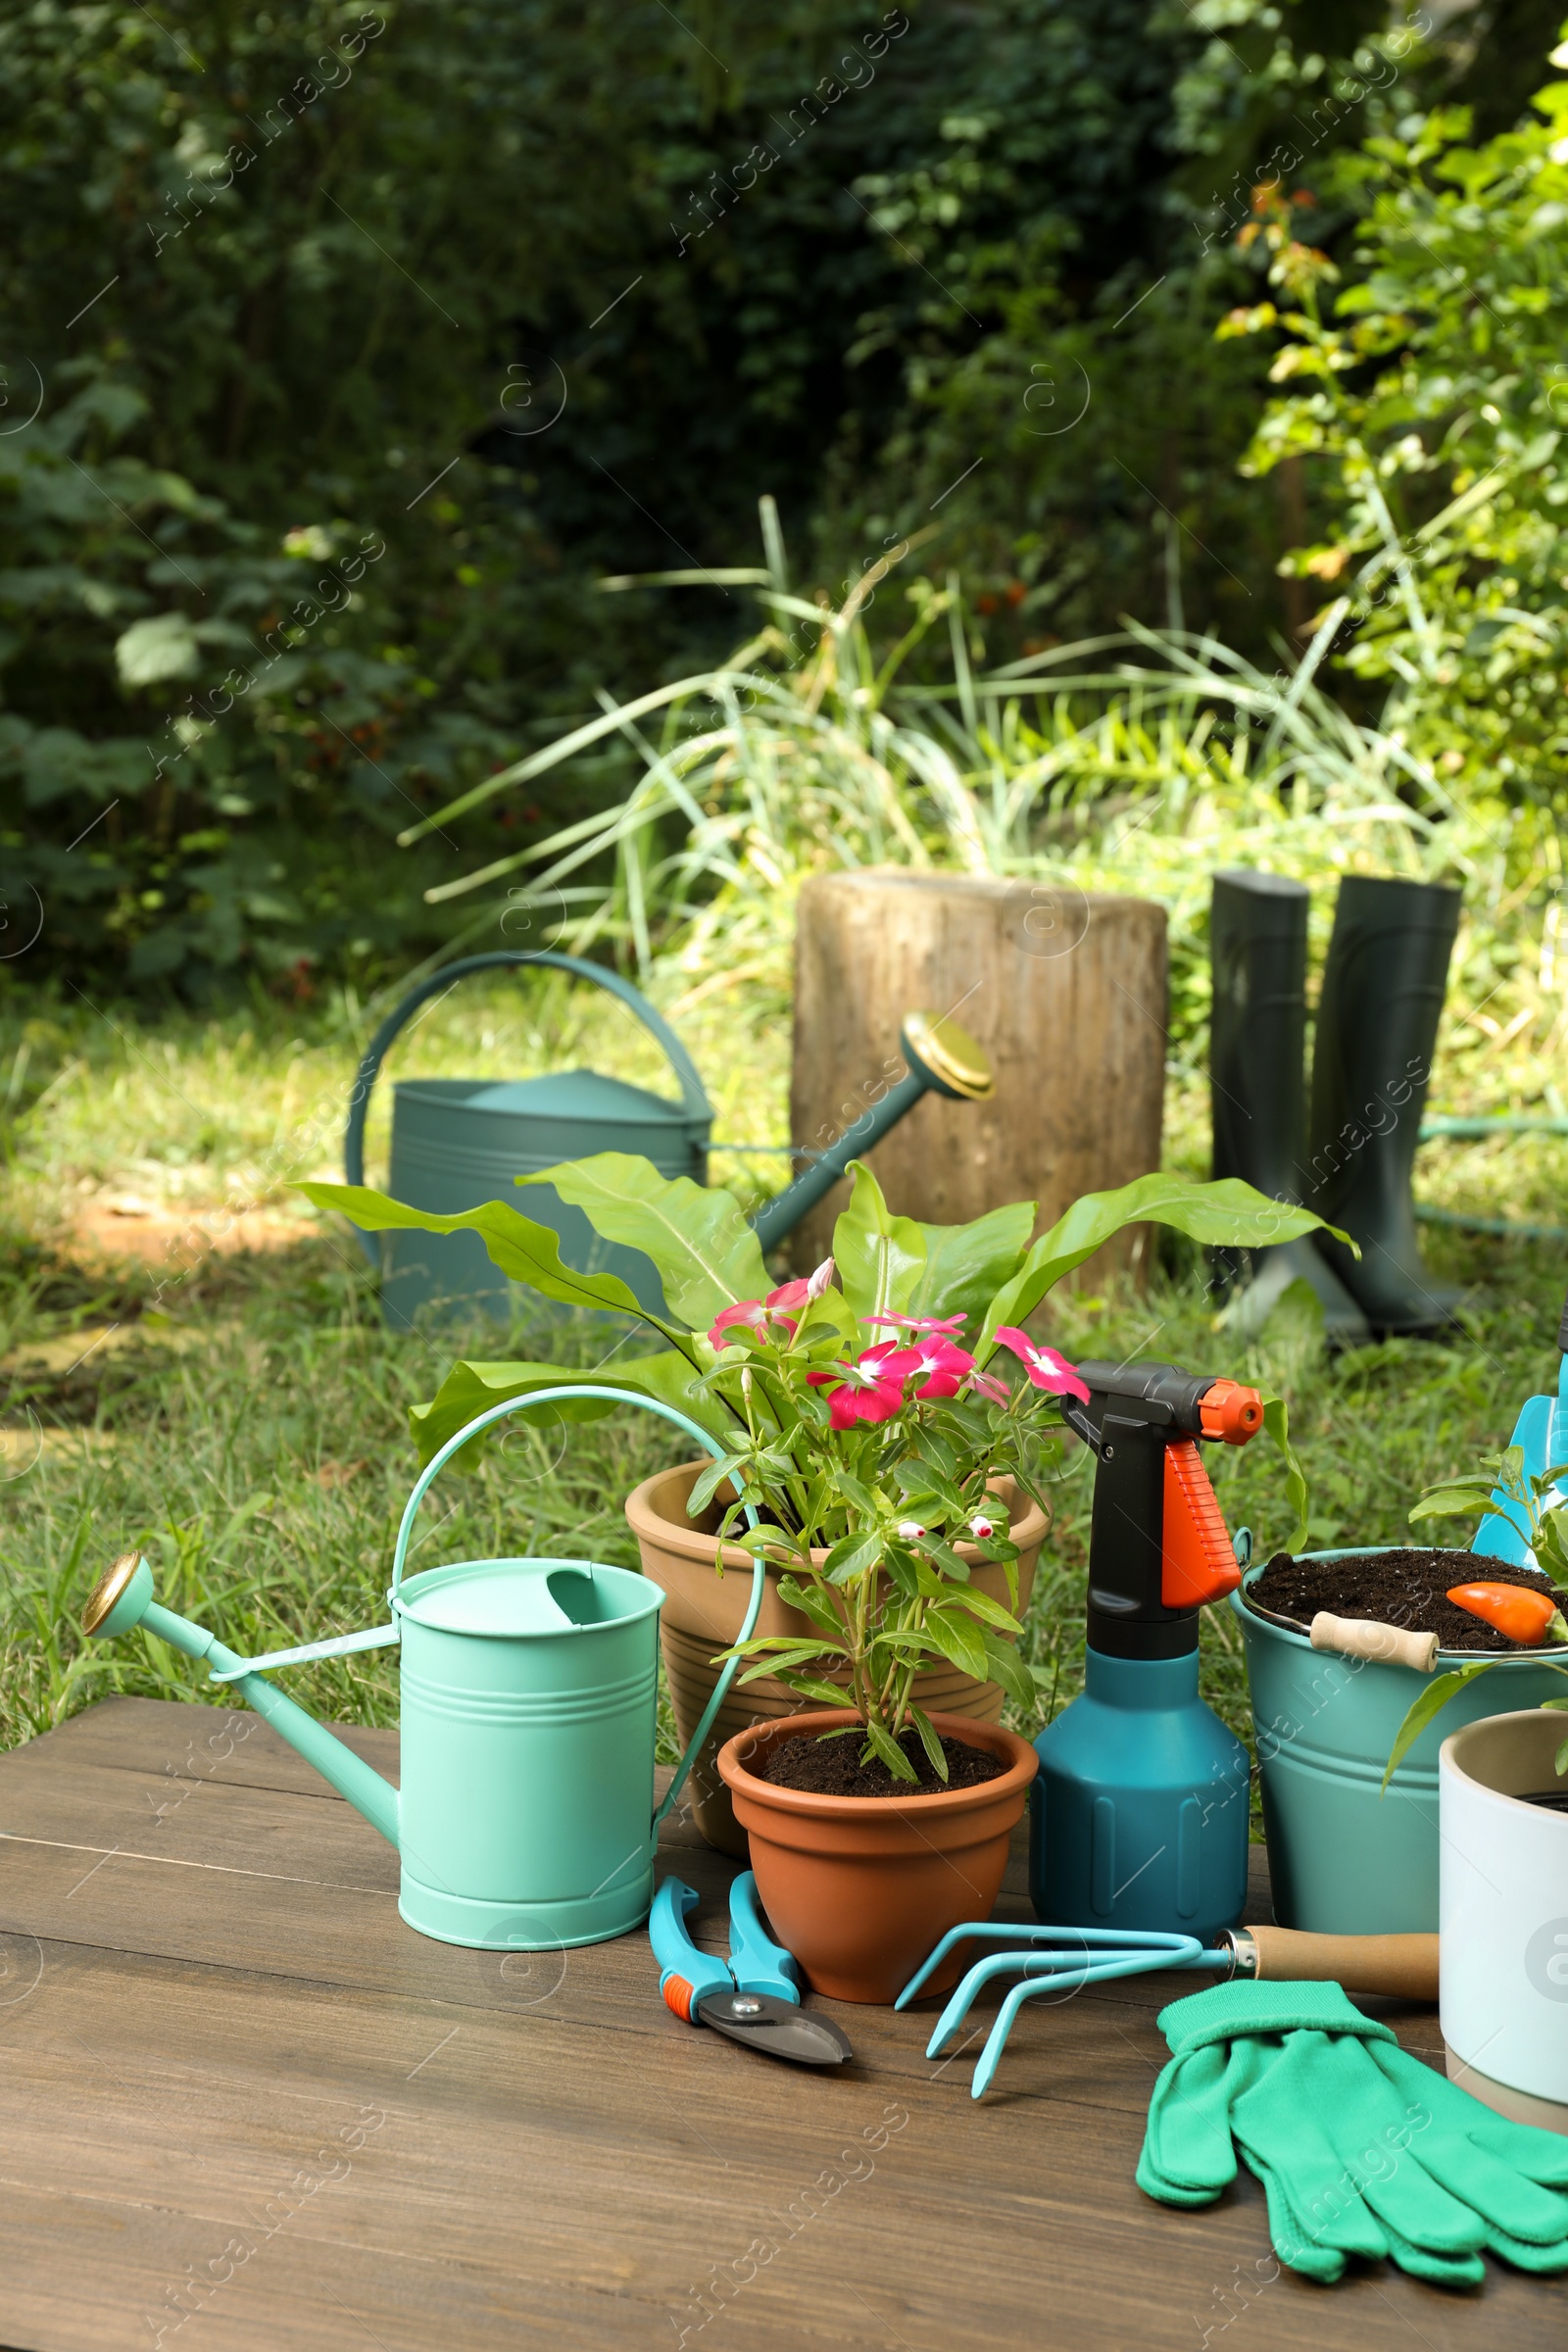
718 1708 1039 2003
626 1459 1049 1855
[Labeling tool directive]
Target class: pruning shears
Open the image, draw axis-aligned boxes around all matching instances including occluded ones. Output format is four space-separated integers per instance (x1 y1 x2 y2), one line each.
651 1873 853 2068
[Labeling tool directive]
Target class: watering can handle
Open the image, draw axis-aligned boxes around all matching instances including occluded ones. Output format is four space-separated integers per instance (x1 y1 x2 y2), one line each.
387 1383 763 1841
342 951 711 1263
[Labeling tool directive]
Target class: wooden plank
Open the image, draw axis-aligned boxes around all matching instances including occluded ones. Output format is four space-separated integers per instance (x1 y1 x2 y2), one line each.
0 1733 1258 2056
0 1699 1561 2351
0 1936 1530 2352
11 1694 401 1795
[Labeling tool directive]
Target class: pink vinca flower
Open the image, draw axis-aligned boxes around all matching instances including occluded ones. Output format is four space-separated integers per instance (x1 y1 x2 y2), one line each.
878 1339 976 1400
991 1328 1091 1402
709 1259 835 1352
967 1369 1010 1405
808 1341 907 1430
863 1312 967 1335
708 1297 769 1349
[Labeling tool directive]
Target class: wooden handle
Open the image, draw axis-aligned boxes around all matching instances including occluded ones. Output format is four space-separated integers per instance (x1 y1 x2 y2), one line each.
1245 1925 1440 2002
1309 1611 1439 1674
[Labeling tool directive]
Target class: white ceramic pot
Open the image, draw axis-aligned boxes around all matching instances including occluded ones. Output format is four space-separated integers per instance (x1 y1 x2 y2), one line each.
1440 1709 1568 2132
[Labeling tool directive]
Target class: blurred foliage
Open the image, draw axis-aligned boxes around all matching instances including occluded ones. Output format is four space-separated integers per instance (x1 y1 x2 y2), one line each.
0 0 1551 990
1223 64 1568 853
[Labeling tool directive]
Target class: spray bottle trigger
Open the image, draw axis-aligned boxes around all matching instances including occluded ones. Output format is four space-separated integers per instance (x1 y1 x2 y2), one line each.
1162 1438 1243 1609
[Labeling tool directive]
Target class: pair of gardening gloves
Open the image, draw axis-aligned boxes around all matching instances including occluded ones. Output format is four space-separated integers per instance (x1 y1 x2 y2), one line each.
1138 1981 1568 2285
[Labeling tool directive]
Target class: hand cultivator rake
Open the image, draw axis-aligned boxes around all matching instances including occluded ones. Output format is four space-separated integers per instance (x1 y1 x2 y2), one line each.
897 1921 1440 2097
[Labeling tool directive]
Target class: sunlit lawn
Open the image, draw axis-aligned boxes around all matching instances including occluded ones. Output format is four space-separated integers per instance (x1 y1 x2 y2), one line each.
2 970 1564 1838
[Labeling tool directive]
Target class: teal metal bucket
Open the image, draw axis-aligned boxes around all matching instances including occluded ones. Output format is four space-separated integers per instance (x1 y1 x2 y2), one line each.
1235 1550 1568 1933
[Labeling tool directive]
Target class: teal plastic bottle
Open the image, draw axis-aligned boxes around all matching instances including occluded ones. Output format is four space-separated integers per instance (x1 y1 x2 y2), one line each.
1031 1362 1254 1944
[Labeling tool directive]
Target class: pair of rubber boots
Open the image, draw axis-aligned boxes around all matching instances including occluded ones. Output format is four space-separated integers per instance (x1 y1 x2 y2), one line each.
1210 870 1461 1343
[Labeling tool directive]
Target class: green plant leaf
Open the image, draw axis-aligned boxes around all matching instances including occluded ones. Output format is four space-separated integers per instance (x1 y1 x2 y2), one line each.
776 1575 847 1640
779 1671 858 1707
1410 1483 1504 1521
526 1152 767 1329
729 1640 824 1667
1261 1393 1309 1554
861 1717 919 1782
833 1469 879 1518
922 1603 989 1681
1383 1660 1496 1791
975 1175 1346 1353
736 1647 843 1687
303 1181 687 1337
906 1702 950 1782
980 1631 1036 1707
1537 1511 1568 1582
832 1160 927 1319
686 1451 753 1516
823 1527 885 1585
792 1292 860 1348
404 1348 726 1467
906 1200 1036 1326
116 611 199 687
881 1546 921 1602
920 1536 971 1581
948 1586 1025 1636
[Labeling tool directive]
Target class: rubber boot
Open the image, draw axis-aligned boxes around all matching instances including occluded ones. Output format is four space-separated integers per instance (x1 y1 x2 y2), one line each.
1306 874 1463 1337
1209 870 1370 1344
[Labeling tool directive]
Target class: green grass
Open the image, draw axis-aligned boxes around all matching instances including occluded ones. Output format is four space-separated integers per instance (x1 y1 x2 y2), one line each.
3 980 1565 1837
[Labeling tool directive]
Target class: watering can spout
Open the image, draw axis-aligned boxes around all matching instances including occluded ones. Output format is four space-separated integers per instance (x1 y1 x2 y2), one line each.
81 1554 402 1849
751 1009 994 1254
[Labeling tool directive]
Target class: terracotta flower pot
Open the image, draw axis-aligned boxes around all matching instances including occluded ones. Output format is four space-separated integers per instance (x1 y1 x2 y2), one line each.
717 1707 1039 2003
625 1460 1049 1856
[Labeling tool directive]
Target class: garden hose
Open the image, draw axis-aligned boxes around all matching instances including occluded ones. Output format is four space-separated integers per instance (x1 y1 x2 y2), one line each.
1416 1115 1568 1245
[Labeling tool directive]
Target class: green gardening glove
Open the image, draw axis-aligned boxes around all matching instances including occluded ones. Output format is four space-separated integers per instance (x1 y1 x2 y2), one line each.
1138 1980 1568 2286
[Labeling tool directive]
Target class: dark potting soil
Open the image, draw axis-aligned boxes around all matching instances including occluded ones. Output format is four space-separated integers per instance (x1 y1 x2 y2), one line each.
1247 1546 1565 1653
762 1731 1005 1799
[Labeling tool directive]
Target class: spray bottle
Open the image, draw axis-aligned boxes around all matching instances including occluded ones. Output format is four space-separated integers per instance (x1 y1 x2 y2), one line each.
1032 1360 1264 1944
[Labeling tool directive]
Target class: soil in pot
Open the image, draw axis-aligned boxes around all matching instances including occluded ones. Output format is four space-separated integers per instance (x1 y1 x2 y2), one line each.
763 1731 1004 1799
1248 1547 1566 1653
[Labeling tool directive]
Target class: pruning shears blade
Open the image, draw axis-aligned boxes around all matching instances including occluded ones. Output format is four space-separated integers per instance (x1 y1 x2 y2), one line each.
695 1988 853 2066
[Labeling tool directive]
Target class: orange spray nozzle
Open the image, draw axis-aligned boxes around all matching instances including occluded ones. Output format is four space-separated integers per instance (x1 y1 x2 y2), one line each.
1199 1379 1265 1446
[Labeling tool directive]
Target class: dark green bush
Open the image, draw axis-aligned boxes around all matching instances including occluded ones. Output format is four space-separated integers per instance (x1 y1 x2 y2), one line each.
0 0 1520 989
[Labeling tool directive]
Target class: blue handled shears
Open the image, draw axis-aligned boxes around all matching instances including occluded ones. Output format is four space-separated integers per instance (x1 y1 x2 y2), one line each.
651 1874 852 2067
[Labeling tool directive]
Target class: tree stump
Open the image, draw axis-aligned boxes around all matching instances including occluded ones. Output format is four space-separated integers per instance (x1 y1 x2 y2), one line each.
787 871 1168 1287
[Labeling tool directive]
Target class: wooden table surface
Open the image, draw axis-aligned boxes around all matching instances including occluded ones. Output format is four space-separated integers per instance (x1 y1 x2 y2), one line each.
0 1696 1561 2352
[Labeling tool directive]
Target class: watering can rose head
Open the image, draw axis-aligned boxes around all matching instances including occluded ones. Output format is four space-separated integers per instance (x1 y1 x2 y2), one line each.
306 1147 1338 1788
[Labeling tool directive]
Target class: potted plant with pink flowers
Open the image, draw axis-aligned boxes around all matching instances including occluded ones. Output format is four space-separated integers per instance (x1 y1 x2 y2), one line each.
309 1149 1324 1991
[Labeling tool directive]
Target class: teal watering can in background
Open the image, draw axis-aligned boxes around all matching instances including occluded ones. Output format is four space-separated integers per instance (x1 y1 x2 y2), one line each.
80 1389 765 1952
344 950 993 1328
345 951 712 1328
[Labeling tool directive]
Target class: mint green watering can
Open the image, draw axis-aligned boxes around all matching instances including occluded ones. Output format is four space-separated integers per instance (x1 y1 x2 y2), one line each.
81 1388 763 1952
